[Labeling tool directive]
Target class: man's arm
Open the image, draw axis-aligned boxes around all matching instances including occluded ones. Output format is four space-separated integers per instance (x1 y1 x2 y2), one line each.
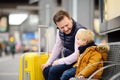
56 29 85 65
56 37 79 65
46 30 63 65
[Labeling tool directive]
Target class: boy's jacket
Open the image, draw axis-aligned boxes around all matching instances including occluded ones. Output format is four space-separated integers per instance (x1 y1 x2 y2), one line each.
75 44 110 79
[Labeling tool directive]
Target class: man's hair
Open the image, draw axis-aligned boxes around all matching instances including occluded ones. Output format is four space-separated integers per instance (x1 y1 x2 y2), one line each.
53 10 71 24
76 29 95 43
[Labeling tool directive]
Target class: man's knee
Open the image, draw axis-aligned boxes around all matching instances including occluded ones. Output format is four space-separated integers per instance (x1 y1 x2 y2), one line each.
43 68 47 76
49 66 58 74
43 66 50 79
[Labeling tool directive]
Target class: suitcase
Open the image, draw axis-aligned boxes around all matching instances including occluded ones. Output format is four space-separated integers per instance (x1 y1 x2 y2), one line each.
19 52 49 80
19 25 49 80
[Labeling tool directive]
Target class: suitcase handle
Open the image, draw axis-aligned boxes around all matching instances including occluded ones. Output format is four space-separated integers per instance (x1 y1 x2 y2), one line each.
38 25 48 54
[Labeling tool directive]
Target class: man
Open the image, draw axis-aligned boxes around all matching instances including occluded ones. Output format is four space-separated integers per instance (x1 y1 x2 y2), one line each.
41 10 86 80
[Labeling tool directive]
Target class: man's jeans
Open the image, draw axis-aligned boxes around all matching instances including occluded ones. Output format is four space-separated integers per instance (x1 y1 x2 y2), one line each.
43 64 73 80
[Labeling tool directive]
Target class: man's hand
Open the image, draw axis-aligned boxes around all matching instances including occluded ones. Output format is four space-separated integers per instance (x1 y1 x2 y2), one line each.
41 63 49 71
52 60 59 66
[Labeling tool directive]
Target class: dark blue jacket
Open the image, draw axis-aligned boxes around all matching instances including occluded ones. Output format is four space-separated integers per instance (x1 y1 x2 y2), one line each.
59 20 86 57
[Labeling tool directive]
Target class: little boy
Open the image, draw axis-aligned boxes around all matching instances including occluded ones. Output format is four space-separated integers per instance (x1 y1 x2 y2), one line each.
61 29 110 80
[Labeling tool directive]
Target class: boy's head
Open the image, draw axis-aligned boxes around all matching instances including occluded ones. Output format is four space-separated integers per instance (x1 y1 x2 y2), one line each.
76 29 95 47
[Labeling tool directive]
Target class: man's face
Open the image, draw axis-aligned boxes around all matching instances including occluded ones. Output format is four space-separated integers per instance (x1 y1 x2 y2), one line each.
56 16 73 34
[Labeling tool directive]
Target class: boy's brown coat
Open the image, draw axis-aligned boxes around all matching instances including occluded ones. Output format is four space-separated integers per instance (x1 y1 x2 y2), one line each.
75 44 109 79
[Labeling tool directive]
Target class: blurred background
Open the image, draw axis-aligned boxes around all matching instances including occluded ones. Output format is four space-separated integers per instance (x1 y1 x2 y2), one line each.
0 0 120 80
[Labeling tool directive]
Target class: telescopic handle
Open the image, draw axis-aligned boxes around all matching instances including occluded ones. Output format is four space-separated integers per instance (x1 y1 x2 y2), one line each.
38 25 48 53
